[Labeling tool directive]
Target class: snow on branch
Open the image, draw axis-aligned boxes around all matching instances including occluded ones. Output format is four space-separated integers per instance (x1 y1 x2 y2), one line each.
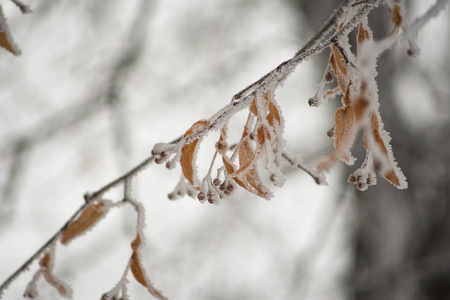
152 0 386 201
1 0 449 299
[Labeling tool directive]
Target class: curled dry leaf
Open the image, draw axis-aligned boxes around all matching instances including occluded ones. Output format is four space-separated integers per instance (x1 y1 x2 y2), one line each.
233 125 271 199
315 13 407 192
129 234 167 300
60 200 109 245
392 5 403 28
216 91 285 200
334 105 355 164
180 120 209 188
357 22 371 46
368 112 407 189
39 253 72 298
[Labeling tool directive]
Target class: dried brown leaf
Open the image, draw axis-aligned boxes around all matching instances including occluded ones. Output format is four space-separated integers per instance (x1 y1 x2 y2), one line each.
222 124 270 199
39 253 51 269
249 98 258 116
239 167 270 199
130 251 147 287
180 120 209 187
392 5 403 27
370 113 389 157
369 112 404 187
334 106 355 164
0 32 18 55
60 200 108 245
238 127 256 168
330 44 349 93
131 233 142 251
354 95 370 123
383 169 400 186
267 101 281 126
222 155 236 175
39 253 71 297
357 22 370 45
129 237 167 300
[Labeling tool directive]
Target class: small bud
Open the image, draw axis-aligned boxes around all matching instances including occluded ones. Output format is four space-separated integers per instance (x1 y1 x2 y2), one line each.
325 72 333 82
308 97 319 107
168 193 176 200
407 47 420 57
215 140 227 152
348 174 356 183
270 173 276 182
197 192 206 201
327 126 335 138
166 160 176 169
213 178 221 186
219 182 226 191
224 183 234 195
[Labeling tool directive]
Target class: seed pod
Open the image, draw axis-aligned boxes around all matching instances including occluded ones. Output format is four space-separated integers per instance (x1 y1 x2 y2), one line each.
197 192 206 201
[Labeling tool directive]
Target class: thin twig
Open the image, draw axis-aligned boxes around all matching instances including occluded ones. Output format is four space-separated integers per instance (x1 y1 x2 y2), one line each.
282 152 328 185
164 0 382 151
0 203 86 295
376 0 450 54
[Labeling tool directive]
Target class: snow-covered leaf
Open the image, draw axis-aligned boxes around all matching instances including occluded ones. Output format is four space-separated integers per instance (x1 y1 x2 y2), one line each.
39 253 72 298
60 200 110 245
180 120 209 188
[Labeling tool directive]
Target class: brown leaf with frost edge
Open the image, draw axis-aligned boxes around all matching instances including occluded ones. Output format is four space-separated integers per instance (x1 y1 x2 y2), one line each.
39 253 72 298
129 234 167 300
233 123 272 199
369 112 407 189
60 200 108 245
180 120 209 188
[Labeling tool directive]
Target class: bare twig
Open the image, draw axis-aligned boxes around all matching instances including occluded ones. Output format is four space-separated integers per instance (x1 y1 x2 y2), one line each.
0 156 153 296
0 203 86 296
376 0 450 54
2 0 448 297
0 1 378 293
152 0 382 158
0 0 153 218
282 152 328 185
